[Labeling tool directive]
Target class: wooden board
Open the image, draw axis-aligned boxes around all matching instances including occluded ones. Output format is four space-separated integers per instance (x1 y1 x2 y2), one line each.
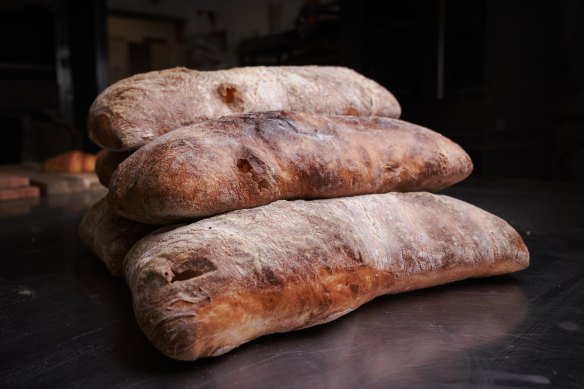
0 173 29 189
0 186 40 202
0 165 106 195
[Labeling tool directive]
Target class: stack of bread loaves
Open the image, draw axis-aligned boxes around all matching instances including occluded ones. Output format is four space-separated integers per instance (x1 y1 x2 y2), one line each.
79 66 529 361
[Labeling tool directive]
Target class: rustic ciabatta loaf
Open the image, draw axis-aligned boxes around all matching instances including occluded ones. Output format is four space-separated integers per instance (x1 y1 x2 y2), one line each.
95 150 131 187
79 197 159 276
109 111 472 224
88 66 401 150
42 150 96 173
125 192 529 361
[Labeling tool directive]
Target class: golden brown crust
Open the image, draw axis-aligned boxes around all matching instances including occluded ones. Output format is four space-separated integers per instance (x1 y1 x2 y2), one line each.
88 66 402 151
42 151 97 173
125 192 529 361
109 111 473 224
78 197 159 276
95 150 132 188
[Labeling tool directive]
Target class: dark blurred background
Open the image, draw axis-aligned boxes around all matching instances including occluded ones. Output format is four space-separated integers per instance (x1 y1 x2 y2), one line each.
1 0 583 181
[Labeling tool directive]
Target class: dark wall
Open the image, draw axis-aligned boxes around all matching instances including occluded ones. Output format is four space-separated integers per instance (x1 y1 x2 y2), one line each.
56 0 108 146
0 0 106 163
1 0 583 181
482 0 556 178
554 0 584 181
340 0 581 180
0 4 58 163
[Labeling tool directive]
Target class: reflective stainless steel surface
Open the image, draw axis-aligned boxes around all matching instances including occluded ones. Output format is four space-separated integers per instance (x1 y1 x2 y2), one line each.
1 179 583 388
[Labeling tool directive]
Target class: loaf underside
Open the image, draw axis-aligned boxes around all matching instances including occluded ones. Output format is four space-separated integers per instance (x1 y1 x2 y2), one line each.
95 150 132 188
78 197 159 276
109 111 473 224
125 192 529 361
88 66 401 151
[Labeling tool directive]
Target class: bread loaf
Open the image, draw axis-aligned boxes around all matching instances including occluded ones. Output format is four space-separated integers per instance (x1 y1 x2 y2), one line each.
109 111 472 224
42 150 96 173
79 197 159 276
95 150 131 187
125 192 529 361
88 66 401 151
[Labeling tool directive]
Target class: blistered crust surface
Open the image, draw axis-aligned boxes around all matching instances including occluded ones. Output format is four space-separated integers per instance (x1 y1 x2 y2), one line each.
108 111 473 224
88 66 401 150
125 192 529 360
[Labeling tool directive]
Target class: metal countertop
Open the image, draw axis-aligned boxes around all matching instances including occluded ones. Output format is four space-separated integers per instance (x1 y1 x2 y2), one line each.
1 178 583 388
